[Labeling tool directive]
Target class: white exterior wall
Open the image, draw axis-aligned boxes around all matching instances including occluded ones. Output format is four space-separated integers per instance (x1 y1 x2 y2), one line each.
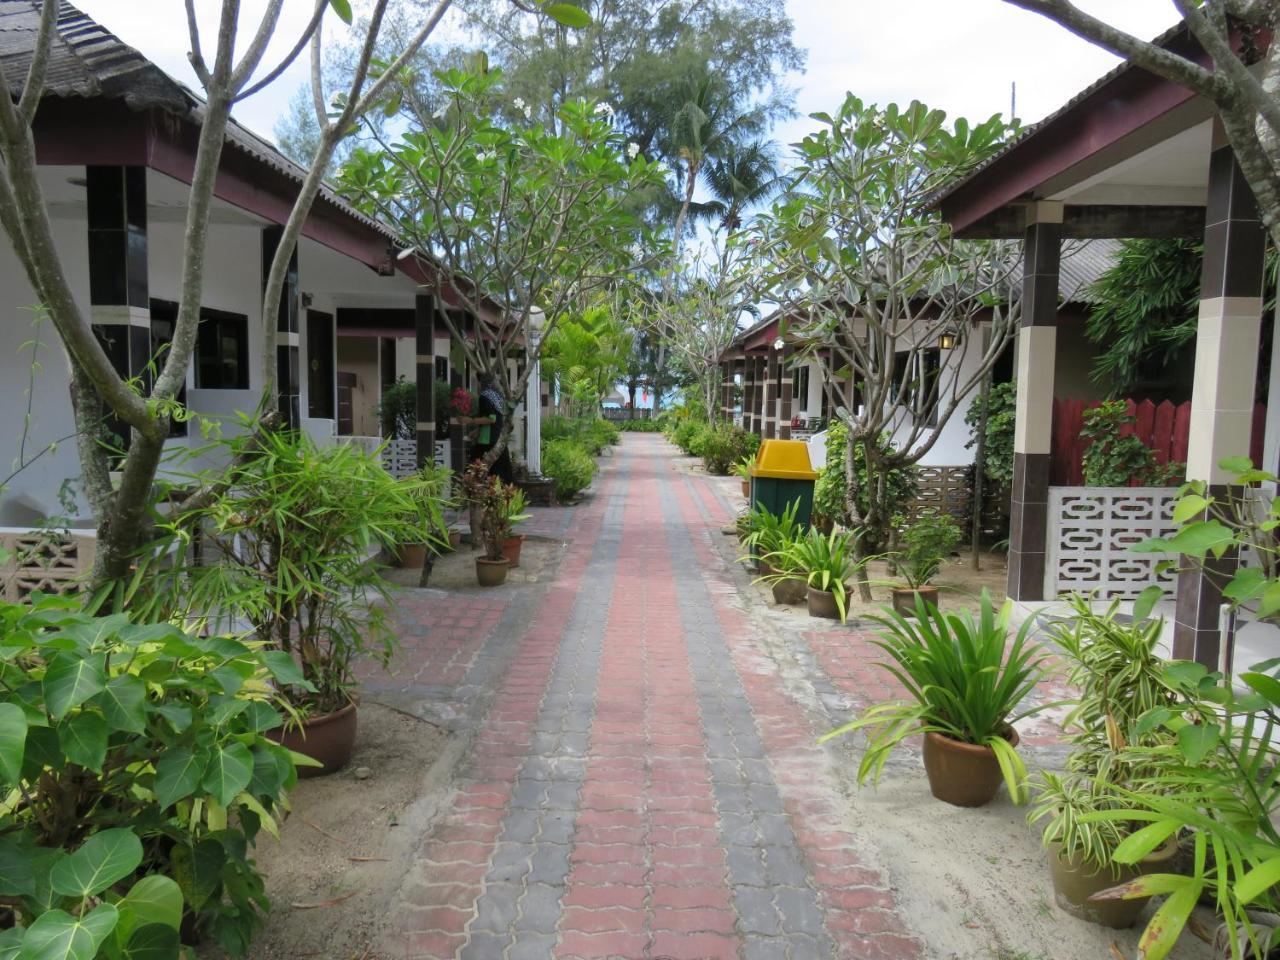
886 334 987 467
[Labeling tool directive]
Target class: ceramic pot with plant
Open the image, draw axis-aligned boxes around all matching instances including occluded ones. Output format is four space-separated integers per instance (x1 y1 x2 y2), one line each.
733 456 753 498
475 473 512 586
1026 596 1187 926
152 429 447 775
740 500 804 572
891 511 961 616
820 591 1051 806
783 529 860 622
396 462 453 569
501 485 532 567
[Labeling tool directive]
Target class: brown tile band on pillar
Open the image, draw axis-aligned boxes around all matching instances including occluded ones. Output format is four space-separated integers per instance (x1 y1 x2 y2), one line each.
262 225 300 428
1007 204 1061 603
1174 135 1266 667
415 294 437 469
764 352 779 440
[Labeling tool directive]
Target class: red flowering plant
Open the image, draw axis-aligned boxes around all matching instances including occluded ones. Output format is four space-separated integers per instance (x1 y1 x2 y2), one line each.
451 387 474 416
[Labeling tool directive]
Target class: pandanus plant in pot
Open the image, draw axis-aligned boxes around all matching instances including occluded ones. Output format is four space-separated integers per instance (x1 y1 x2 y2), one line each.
740 500 807 605
501 486 532 567
820 591 1052 806
785 529 862 622
734 456 753 499
143 427 446 775
396 462 454 570
890 511 961 616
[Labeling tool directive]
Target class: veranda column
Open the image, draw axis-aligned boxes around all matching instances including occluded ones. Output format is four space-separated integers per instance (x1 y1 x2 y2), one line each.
414 294 436 469
525 329 543 475
742 357 756 433
262 226 300 428
764 351 779 439
778 346 793 440
1174 132 1266 669
86 166 149 450
1007 201 1061 602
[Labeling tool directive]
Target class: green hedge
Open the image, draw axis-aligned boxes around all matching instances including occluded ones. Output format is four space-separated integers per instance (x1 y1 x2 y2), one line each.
617 418 661 432
544 416 618 455
543 438 597 500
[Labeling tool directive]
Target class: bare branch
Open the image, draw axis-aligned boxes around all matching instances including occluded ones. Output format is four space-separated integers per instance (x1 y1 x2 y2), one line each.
18 0 59 124
236 0 328 103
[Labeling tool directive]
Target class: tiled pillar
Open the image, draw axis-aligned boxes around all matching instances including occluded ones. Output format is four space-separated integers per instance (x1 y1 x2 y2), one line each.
1174 133 1266 669
262 226 300 428
764 352 779 440
87 166 149 448
743 357 757 434
778 347 793 440
415 294 437 469
1007 201 1061 602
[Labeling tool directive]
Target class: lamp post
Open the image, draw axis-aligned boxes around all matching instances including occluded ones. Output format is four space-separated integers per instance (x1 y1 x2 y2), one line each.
524 307 546 476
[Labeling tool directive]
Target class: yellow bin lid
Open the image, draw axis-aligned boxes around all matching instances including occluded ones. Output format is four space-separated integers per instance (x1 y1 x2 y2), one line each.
749 439 818 480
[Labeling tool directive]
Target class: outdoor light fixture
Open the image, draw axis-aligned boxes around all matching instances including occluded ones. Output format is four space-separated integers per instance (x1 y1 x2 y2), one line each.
938 332 957 350
773 337 785 350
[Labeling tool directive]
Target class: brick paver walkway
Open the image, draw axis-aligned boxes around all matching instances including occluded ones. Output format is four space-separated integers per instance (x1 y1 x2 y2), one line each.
373 435 926 960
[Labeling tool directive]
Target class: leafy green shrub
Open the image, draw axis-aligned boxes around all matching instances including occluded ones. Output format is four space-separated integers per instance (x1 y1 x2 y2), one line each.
670 420 704 454
1080 400 1181 487
543 416 618 455
895 511 962 589
617 418 661 432
964 381 1016 489
375 376 417 439
813 423 917 544
543 439 596 500
0 595 299 956
699 425 759 475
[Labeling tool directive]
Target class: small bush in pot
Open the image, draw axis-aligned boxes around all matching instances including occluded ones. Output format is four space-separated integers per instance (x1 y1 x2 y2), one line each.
733 456 753 497
500 485 532 567
891 511 961 615
739 501 807 604
820 591 1051 806
474 473 513 586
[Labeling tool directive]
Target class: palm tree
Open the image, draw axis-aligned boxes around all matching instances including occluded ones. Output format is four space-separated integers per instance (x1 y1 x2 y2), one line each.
700 140 783 232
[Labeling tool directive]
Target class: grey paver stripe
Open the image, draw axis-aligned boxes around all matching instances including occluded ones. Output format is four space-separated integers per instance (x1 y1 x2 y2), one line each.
460 456 632 960
656 445 836 957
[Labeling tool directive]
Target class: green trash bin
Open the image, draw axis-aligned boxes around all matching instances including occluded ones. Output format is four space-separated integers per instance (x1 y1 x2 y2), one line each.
748 439 818 528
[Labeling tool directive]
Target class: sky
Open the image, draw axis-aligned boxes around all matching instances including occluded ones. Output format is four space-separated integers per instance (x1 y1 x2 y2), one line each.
73 0 1181 154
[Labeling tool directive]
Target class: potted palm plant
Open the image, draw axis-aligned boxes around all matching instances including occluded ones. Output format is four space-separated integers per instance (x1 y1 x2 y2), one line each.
741 501 808 605
397 462 453 569
476 476 512 586
148 428 444 775
734 456 753 498
890 511 961 616
784 529 860 621
820 591 1051 806
501 485 532 567
1027 596 1183 926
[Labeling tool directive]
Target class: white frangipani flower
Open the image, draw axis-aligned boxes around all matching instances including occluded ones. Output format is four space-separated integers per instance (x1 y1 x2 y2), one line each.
432 103 448 120
626 142 640 159
593 102 614 118
513 97 532 119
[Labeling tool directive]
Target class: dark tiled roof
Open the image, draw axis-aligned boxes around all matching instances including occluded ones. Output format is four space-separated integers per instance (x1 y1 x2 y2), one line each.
730 238 1122 349
0 0 395 241
925 20 1189 212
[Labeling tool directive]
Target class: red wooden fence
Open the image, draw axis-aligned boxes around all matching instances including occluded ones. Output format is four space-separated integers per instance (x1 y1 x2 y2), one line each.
1049 398 1266 486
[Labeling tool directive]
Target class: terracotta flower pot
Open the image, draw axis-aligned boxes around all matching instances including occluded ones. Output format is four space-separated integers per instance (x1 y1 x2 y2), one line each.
892 585 940 617
741 478 751 499
475 556 510 587
397 542 429 569
806 585 843 620
1048 839 1179 928
772 577 807 605
270 701 358 777
921 728 1019 807
501 534 525 568
448 530 463 551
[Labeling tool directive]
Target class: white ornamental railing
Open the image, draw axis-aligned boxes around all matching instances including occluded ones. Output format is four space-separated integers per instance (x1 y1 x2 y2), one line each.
1046 486 1179 600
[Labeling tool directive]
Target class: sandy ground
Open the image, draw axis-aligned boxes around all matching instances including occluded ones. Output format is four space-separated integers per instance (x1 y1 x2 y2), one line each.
241 704 448 960
382 535 560 592
694 461 1218 960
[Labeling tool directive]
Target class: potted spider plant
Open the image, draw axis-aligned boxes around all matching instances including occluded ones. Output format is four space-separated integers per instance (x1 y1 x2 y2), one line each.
500 485 532 567
819 591 1051 806
740 500 804 570
475 475 513 586
890 511 960 616
1027 596 1184 926
784 528 860 621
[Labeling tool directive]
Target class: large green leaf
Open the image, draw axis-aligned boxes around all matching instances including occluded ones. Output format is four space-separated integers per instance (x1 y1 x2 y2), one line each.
0 836 34 897
328 0 353 24
93 675 146 734
120 875 183 932
1176 722 1220 765
42 654 107 720
169 840 223 909
1235 855 1280 904
259 651 307 688
49 828 143 898
153 747 206 810
119 925 179 960
543 2 591 28
201 742 253 806
19 904 118 960
1136 880 1200 960
0 701 26 784
57 711 108 772
0 927 21 960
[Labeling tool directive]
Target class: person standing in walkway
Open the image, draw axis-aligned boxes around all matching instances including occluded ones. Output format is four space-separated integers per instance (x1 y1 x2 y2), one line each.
464 373 514 483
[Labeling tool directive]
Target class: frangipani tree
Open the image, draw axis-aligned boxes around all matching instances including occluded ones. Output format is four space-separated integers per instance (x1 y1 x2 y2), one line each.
753 97 1021 594
337 68 665 461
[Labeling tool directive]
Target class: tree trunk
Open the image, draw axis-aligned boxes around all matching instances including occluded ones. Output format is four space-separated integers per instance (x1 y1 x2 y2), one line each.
844 427 874 602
